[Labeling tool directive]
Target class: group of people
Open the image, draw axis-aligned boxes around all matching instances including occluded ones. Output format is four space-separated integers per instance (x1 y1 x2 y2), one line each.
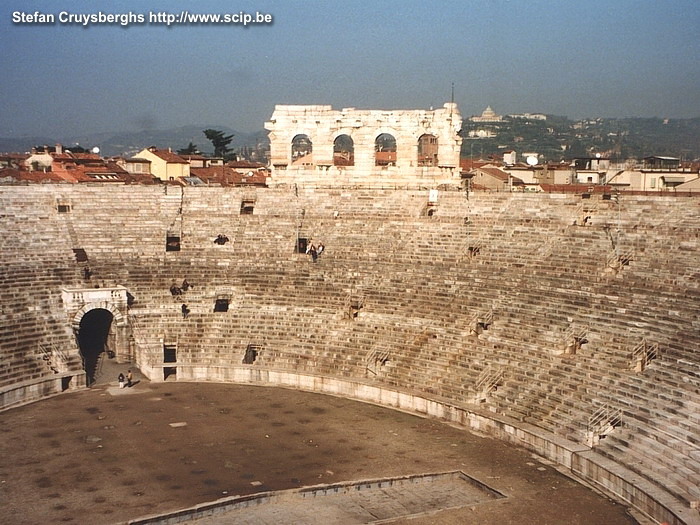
169 278 192 297
306 241 325 262
168 279 192 318
117 369 134 389
214 234 230 245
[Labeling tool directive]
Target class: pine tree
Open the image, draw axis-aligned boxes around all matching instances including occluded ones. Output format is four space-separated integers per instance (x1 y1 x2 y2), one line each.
203 129 234 159
177 142 199 155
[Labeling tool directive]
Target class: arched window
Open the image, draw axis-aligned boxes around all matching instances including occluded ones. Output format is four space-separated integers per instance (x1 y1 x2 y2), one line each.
418 134 438 166
333 135 354 166
375 133 396 166
291 134 313 166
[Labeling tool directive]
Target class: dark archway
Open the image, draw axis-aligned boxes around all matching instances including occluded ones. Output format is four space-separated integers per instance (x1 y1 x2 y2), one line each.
333 134 354 166
375 133 396 166
291 134 313 166
78 308 114 385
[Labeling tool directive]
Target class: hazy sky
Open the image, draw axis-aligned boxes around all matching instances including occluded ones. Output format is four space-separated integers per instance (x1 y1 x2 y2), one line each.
1 0 698 137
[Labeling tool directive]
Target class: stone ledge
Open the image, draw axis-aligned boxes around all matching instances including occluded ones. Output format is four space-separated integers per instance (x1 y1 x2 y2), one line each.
0 370 86 412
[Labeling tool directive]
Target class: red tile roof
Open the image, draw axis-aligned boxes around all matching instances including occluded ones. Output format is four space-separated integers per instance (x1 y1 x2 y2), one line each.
460 158 490 171
0 161 157 184
149 149 189 164
190 166 268 186
0 167 24 179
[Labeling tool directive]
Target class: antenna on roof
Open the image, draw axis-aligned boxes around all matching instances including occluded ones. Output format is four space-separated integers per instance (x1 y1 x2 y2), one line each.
449 82 454 120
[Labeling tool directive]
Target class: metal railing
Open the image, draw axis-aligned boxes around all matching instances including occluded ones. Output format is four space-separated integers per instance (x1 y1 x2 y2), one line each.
586 403 622 447
474 366 505 401
631 338 660 372
365 346 390 376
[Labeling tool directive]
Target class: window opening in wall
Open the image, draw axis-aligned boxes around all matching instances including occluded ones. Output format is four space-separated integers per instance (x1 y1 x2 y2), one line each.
602 194 612 200
214 297 230 312
243 343 262 364
417 134 439 166
296 237 309 254
581 193 591 199
375 133 396 166
57 204 71 213
163 344 177 363
345 293 364 320
291 134 313 166
166 235 181 252
468 246 480 257
240 200 255 215
164 366 177 380
470 309 493 336
72 248 88 263
333 134 354 166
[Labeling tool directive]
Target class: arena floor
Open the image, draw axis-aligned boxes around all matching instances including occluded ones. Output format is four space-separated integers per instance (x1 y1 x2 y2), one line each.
0 364 638 525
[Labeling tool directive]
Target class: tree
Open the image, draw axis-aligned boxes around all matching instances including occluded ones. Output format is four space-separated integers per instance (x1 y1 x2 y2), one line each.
203 129 234 159
177 142 199 155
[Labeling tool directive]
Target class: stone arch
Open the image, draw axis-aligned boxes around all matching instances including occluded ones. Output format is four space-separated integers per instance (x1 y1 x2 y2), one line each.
71 301 126 330
72 300 131 367
333 134 354 166
291 134 313 166
417 133 439 166
375 132 397 166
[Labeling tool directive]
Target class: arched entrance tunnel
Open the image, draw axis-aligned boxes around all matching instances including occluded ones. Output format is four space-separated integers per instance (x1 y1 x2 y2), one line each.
77 308 114 385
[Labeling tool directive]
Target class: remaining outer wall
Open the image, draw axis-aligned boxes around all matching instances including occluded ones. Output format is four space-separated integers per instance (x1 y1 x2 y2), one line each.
265 104 463 187
162 364 698 525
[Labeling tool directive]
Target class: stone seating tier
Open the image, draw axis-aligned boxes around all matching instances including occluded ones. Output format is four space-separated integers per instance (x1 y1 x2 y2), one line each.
0 186 698 515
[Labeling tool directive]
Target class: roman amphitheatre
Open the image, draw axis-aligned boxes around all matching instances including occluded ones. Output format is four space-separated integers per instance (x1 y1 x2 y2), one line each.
0 104 698 525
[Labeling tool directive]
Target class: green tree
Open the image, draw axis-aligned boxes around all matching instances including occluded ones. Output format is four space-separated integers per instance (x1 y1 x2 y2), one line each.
203 129 234 159
177 142 199 155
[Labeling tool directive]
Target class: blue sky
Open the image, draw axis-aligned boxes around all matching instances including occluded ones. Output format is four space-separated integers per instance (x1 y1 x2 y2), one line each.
1 0 698 137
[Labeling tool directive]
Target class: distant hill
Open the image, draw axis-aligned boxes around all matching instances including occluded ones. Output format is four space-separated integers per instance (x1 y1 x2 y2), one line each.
461 116 700 162
0 136 57 154
0 126 270 158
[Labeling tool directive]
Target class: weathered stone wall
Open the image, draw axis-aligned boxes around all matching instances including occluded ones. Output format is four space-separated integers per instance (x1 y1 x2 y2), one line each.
265 103 462 187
